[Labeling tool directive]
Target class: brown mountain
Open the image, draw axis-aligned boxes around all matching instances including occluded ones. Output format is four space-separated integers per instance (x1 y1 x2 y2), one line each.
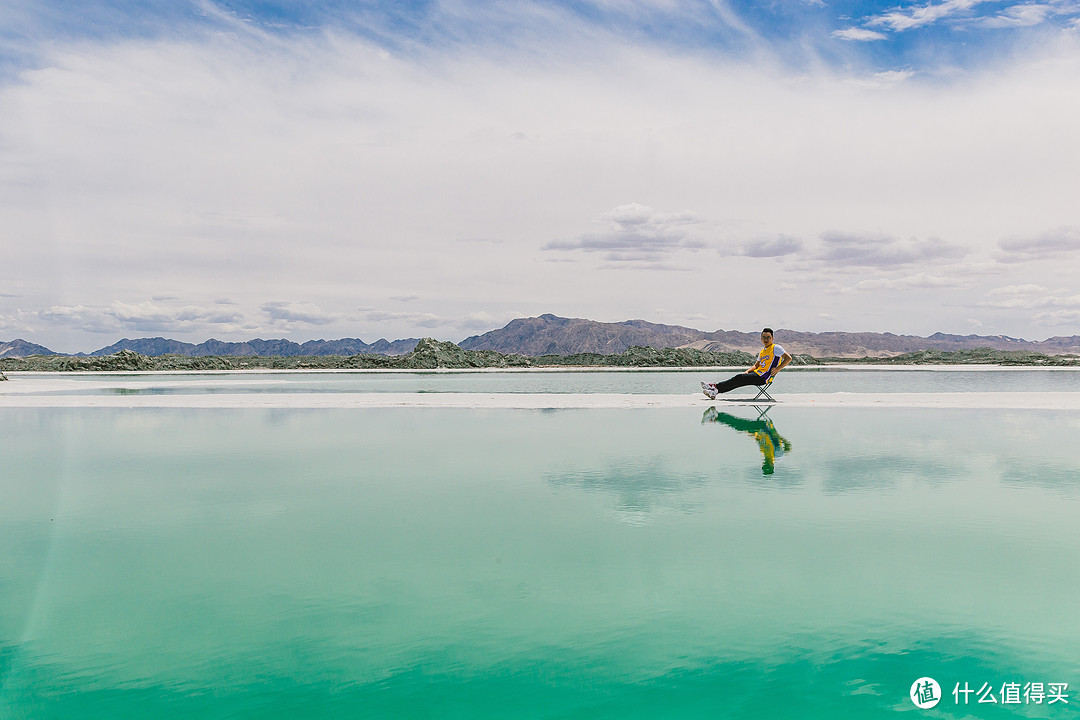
457 314 706 355
460 315 1080 358
0 339 57 358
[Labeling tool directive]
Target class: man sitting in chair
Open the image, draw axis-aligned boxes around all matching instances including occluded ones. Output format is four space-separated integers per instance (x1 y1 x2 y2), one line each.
702 328 792 399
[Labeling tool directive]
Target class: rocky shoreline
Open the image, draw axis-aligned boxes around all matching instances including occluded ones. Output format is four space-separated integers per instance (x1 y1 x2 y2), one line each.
1 338 1077 372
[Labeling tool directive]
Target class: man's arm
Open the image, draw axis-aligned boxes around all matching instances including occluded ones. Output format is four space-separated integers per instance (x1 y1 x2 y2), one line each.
770 352 792 377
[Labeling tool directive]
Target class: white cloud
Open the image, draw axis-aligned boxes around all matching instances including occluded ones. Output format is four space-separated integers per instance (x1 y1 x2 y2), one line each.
356 309 444 329
0 311 34 335
724 234 804 258
832 28 889 41
40 301 250 335
2 16 1080 345
458 311 503 332
997 226 1080 262
260 301 340 326
979 285 1080 309
986 283 1048 295
981 3 1055 27
853 273 970 291
1033 308 1080 325
814 232 968 268
858 0 1080 34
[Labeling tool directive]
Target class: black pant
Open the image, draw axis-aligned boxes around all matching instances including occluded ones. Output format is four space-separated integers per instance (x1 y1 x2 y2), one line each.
714 372 769 394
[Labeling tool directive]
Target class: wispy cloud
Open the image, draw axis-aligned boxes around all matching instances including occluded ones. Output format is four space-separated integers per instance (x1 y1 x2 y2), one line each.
722 234 804 258
814 231 968 268
997 226 1080 262
543 203 706 264
853 273 971 290
821 271 972 294
838 0 1080 43
981 3 1055 27
0 310 34 335
1032 308 1080 325
867 0 998 32
356 309 444 329
979 284 1080 309
40 301 250 334
3 2 1080 344
352 307 510 334
986 283 1048 296
976 282 1080 327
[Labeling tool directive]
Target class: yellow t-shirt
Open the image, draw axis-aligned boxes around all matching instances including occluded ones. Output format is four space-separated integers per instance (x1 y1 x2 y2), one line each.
750 343 786 376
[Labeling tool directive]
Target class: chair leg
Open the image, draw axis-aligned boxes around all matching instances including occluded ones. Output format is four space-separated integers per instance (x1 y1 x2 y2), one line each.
752 383 775 402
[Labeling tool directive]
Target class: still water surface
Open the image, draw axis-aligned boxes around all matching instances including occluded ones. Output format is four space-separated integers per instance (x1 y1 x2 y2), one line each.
12 366 1080 395
2 405 1078 718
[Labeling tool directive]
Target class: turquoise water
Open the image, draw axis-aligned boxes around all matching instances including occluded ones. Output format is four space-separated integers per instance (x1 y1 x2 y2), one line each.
11 367 1080 395
2 405 1079 718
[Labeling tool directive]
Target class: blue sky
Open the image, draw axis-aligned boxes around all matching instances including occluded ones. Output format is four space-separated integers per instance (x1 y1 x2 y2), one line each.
6 0 1079 72
2 0 1080 350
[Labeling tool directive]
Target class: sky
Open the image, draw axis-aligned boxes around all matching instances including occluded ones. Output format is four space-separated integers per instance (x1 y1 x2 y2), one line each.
2 0 1079 352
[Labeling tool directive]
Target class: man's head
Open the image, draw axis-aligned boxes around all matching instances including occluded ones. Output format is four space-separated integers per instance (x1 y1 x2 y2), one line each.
760 328 774 346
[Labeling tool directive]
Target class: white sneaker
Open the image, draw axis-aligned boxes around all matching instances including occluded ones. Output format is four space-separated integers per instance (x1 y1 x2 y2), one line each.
701 381 718 399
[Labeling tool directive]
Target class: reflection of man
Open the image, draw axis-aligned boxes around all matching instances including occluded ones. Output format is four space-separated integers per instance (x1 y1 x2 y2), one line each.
702 407 792 475
702 328 792 399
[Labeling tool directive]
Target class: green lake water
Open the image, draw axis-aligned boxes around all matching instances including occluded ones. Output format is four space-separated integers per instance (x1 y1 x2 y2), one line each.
2 405 1078 718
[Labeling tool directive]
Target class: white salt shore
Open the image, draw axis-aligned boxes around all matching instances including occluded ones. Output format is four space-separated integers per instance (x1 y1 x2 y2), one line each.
2 372 1079 410
2 390 1079 410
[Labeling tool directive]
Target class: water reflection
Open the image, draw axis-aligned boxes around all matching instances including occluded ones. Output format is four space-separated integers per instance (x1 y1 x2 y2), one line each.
546 457 708 521
702 406 792 475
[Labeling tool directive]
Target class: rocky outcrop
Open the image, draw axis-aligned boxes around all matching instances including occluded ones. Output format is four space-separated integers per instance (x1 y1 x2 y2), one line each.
392 337 532 369
0 340 1076 372
849 348 1080 365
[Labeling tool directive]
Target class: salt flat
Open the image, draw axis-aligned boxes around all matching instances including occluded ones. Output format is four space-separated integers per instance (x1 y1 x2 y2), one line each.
3 371 1080 410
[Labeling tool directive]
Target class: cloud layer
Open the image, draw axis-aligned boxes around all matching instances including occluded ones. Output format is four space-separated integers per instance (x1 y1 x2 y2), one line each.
1 2 1079 347
543 203 705 264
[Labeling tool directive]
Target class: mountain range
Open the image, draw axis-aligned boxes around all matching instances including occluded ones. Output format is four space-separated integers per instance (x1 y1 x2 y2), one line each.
4 314 1080 359
458 314 1080 356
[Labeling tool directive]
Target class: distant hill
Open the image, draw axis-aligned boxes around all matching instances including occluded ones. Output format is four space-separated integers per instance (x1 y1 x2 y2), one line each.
5 316 1080 359
458 314 707 355
0 339 57 358
461 314 1080 357
89 337 420 357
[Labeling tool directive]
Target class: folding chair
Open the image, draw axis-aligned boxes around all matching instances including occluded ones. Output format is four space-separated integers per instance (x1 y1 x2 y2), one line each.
751 378 775 402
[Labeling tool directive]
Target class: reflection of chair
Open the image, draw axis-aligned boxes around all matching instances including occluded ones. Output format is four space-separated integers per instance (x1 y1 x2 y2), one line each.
752 379 775 402
701 405 791 475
